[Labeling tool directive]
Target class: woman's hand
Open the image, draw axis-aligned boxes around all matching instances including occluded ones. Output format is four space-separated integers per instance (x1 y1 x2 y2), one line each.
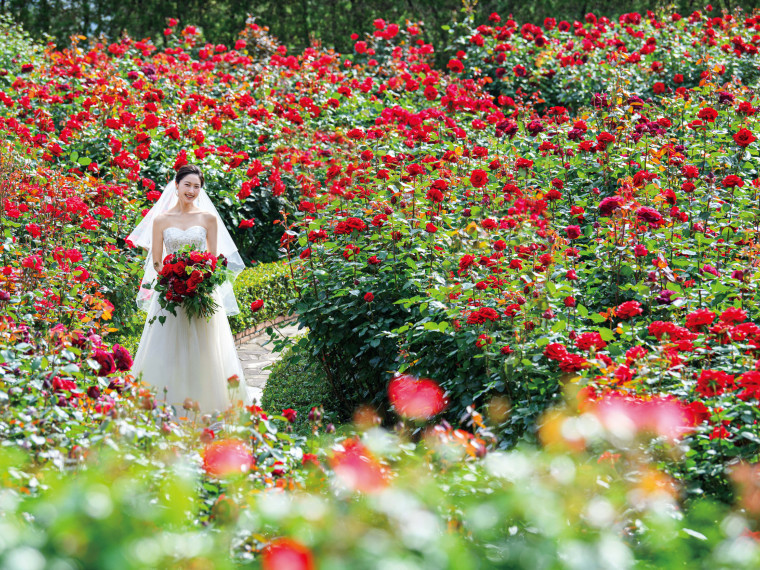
153 260 163 274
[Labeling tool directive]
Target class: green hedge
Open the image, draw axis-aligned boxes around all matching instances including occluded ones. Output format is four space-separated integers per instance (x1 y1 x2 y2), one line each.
228 261 292 335
261 338 346 435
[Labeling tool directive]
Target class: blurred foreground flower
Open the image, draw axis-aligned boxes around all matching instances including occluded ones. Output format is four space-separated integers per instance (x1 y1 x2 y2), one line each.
589 393 698 441
202 439 254 477
329 438 389 493
388 374 448 420
262 538 315 570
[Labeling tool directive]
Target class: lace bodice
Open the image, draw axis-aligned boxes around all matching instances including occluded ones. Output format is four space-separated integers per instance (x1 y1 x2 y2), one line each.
163 225 207 254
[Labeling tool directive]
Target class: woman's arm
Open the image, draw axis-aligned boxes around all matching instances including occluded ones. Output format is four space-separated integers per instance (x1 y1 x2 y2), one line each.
206 214 218 257
151 215 165 274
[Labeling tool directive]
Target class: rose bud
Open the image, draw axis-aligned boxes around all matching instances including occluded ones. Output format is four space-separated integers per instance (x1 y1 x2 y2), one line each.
87 385 101 399
227 374 240 388
183 398 196 411
308 406 322 422
325 423 336 434
200 428 215 444
0 290 9 302
250 299 264 312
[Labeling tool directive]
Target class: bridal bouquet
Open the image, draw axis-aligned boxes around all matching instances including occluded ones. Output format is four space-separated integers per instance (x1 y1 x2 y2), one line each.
147 246 230 324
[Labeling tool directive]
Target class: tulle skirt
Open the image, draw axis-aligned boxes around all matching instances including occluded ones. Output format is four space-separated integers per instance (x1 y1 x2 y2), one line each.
131 290 250 414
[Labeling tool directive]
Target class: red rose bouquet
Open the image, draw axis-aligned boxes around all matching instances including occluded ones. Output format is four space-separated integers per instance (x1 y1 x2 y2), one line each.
146 246 230 324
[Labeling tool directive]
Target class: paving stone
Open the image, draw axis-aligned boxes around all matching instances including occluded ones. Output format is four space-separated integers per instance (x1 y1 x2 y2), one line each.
237 320 303 397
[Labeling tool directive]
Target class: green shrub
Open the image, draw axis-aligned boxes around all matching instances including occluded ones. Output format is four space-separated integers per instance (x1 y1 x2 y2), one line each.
261 337 347 434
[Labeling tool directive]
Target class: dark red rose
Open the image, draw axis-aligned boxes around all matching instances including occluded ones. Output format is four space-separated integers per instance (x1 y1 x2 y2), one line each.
92 349 116 377
636 206 664 227
282 408 297 423
173 280 188 296
112 344 133 371
599 196 623 216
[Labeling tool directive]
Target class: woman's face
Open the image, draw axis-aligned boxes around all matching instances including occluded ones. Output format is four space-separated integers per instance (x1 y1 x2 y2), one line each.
177 174 202 205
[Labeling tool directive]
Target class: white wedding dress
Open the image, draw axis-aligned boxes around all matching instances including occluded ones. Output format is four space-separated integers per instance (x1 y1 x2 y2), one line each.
131 225 250 414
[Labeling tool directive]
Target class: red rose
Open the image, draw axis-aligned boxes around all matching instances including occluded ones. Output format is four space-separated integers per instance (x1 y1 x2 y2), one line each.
696 370 735 397
388 374 447 419
173 280 188 296
697 107 718 122
469 169 488 188
282 408 297 423
733 128 755 148
447 58 464 73
559 353 588 372
565 225 581 239
364 292 375 302
616 300 643 320
203 439 254 477
636 206 664 227
92 349 116 377
685 309 716 331
575 332 607 352
722 175 744 188
262 538 315 570
250 299 264 312
112 344 133 371
599 196 623 216
543 343 568 361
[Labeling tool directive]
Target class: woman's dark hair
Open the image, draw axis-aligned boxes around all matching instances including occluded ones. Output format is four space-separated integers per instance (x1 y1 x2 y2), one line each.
175 164 205 188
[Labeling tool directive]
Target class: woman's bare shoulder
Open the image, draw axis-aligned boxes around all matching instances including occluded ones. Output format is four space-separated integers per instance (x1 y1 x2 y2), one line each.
152 212 170 228
200 211 217 226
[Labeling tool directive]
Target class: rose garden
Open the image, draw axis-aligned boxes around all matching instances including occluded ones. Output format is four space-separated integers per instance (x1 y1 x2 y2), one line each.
2 4 760 567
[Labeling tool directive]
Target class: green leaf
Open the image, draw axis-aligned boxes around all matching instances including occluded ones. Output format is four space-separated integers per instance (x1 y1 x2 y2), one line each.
597 327 615 342
551 320 567 333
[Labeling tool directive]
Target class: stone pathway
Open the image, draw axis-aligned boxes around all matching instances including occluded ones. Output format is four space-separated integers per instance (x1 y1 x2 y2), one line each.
237 320 302 405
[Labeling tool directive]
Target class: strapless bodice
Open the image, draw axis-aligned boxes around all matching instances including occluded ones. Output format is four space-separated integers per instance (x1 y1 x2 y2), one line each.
163 225 207 254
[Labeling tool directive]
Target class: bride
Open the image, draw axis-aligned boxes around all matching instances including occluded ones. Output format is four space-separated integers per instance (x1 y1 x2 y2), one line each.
127 164 251 414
